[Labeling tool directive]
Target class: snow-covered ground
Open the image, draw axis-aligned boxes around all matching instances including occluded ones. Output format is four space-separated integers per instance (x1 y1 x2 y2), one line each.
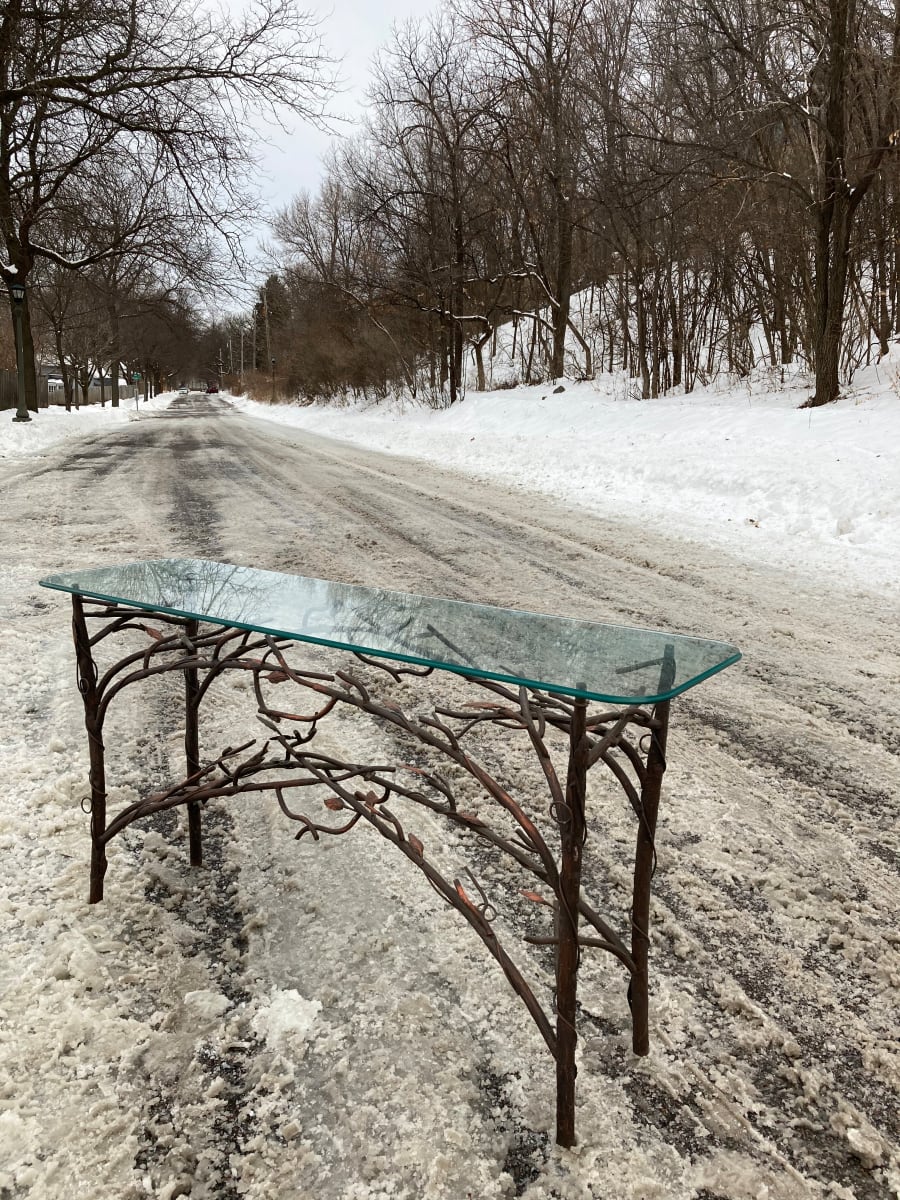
1 378 898 1199
0 391 173 459
230 359 900 593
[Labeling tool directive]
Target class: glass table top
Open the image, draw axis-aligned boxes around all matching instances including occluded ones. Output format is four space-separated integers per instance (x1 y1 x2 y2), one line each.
40 559 740 704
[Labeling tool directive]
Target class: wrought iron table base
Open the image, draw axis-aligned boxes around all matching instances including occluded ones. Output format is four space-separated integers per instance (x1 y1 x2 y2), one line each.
71 594 673 1148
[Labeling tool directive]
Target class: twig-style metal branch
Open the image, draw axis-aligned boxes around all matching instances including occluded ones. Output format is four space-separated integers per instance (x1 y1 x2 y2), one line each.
352 651 434 680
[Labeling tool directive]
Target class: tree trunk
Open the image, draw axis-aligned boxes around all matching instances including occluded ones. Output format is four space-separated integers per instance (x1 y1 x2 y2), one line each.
670 269 683 390
428 314 437 392
438 312 449 394
774 251 793 366
550 198 574 380
451 210 465 402
808 0 859 406
809 196 854 406
876 236 890 357
565 318 593 380
635 283 651 399
19 290 38 411
53 326 71 411
525 314 538 383
473 328 492 391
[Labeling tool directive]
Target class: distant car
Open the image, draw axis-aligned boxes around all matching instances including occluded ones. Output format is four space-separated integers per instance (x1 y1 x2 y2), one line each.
206 384 219 394
177 386 189 394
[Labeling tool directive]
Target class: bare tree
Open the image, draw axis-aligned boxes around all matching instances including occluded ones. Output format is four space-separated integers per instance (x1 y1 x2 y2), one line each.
658 0 900 404
0 0 332 410
460 0 597 381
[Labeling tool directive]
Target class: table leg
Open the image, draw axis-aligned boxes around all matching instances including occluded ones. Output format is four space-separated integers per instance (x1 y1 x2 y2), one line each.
555 698 589 1147
72 596 108 904
630 698 670 1055
184 619 202 866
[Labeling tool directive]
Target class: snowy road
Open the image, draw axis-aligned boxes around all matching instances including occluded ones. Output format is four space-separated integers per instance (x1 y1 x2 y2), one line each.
1 395 898 1199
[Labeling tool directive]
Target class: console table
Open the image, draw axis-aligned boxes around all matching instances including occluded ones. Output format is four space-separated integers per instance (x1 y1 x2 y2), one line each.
41 558 740 1146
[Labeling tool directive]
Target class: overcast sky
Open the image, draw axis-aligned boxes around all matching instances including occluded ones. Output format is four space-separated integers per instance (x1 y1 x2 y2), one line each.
253 0 441 215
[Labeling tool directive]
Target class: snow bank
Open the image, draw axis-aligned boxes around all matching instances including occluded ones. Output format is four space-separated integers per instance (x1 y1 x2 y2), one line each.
231 358 900 592
0 390 174 459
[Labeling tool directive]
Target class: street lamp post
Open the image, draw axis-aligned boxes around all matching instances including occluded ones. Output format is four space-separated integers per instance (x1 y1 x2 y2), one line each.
8 280 31 423
270 356 275 404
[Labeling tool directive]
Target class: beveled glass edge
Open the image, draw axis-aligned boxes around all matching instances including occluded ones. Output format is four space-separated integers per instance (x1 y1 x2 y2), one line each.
39 565 742 705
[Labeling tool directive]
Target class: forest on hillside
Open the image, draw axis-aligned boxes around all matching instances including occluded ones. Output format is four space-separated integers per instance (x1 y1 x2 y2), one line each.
249 0 900 408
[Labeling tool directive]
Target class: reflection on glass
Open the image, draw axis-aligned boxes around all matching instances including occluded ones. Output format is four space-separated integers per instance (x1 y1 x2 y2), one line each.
40 558 741 704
